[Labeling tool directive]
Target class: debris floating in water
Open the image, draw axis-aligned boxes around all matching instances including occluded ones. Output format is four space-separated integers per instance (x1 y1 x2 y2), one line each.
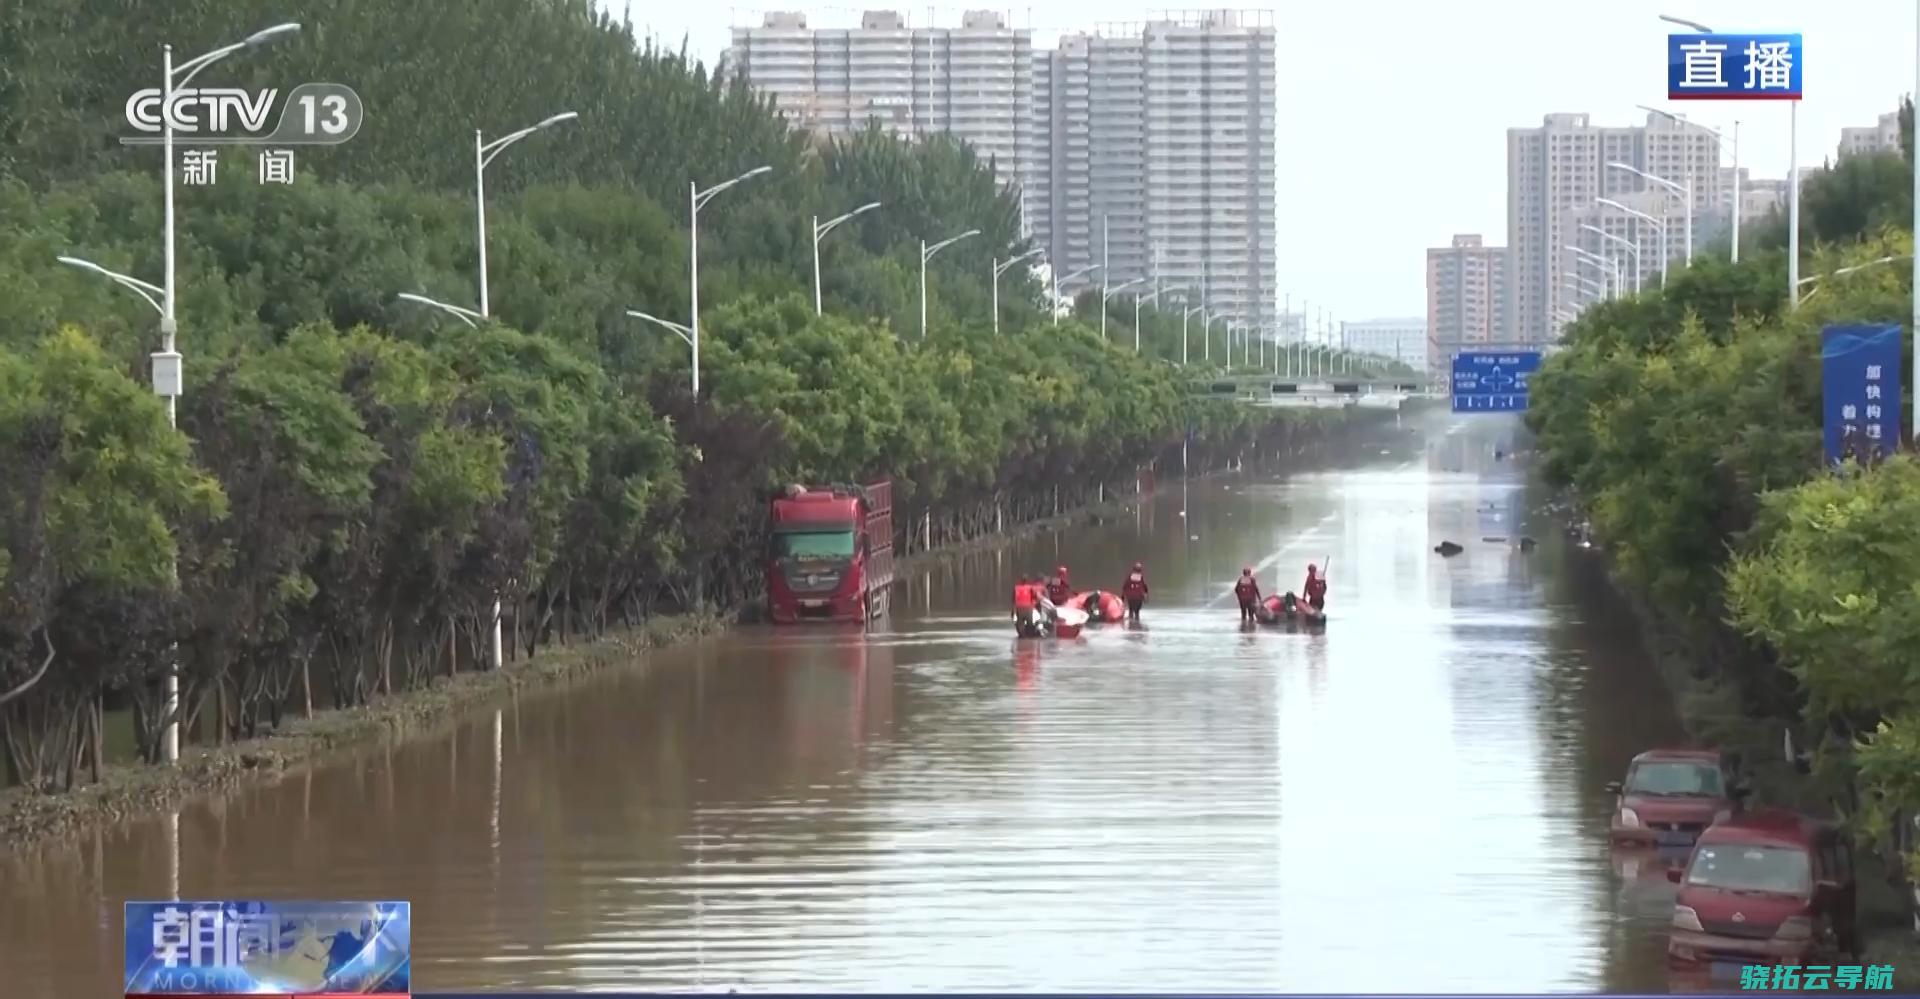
1434 541 1464 556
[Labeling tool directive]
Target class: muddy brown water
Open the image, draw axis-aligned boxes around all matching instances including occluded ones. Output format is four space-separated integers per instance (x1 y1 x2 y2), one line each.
1 408 1702 993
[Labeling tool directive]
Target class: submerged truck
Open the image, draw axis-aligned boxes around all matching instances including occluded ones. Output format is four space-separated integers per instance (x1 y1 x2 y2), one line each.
766 480 895 624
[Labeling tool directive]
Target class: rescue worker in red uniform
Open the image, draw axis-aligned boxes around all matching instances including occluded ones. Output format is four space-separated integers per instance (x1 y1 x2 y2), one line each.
1046 566 1074 605
1233 567 1262 623
1120 562 1149 621
1302 564 1328 611
1012 574 1042 635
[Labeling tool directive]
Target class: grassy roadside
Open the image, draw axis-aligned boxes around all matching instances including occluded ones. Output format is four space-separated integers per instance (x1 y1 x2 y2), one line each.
0 612 728 853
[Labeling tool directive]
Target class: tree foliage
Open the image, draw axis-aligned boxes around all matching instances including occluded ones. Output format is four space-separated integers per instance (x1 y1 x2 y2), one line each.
1526 116 1917 870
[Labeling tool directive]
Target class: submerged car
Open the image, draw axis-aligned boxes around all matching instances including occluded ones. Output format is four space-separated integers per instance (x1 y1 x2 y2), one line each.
1666 809 1860 969
1607 748 1747 846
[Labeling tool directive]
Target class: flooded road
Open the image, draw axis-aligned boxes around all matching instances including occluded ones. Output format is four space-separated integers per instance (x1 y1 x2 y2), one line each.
3 407 1702 993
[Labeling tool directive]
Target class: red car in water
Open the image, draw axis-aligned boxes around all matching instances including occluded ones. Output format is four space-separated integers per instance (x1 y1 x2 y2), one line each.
1607 748 1747 847
1666 809 1861 971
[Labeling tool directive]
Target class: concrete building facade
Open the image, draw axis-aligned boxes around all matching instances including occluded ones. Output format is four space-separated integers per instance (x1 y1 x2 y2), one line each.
1031 10 1277 326
1507 112 1723 343
725 10 1033 192
1341 318 1428 371
727 9 1277 329
1425 234 1509 375
1839 110 1903 158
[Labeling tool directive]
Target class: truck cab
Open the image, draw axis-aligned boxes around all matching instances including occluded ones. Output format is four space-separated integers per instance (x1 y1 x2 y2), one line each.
766 482 892 623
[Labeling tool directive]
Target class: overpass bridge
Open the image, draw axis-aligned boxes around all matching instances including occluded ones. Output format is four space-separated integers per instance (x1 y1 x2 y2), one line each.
1189 374 1434 409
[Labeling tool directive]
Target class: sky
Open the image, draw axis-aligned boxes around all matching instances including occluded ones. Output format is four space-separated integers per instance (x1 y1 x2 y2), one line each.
617 0 1916 322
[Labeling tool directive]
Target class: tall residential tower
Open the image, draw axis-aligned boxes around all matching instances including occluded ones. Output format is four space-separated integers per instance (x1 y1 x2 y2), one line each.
1506 112 1722 343
726 9 1278 329
724 10 1033 186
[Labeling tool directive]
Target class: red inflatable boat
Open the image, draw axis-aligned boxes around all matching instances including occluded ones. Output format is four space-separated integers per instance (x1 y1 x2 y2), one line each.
1063 589 1127 623
1256 592 1327 626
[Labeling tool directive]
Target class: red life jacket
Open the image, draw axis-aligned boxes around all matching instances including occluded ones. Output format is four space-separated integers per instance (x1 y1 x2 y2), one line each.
1304 575 1327 600
1013 584 1038 611
1122 573 1148 599
1234 576 1259 601
1047 578 1073 603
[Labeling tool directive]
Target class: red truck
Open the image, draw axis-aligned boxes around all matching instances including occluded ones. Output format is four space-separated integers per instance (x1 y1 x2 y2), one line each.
766 480 895 624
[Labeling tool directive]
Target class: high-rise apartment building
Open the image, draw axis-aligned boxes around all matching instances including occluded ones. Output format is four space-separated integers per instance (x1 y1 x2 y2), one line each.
1507 112 1722 343
1031 11 1277 327
1425 234 1509 375
1839 110 1903 158
726 9 1278 330
725 11 1033 187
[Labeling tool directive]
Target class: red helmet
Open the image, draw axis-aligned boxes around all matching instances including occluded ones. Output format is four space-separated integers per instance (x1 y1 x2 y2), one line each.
1057 566 1068 576
1242 566 1253 575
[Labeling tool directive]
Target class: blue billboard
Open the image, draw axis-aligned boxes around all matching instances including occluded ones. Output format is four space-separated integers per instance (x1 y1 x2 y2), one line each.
124 900 410 995
1668 33 1802 101
1451 351 1541 413
1821 324 1901 467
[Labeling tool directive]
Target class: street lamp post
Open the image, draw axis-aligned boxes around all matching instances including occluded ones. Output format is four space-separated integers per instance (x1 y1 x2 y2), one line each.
690 166 772 394
1133 286 1165 351
1102 277 1145 339
1581 223 1643 293
919 229 980 338
476 111 578 322
991 248 1042 333
81 21 302 764
1598 197 1671 287
1607 162 1691 267
1181 301 1206 366
812 201 883 316
472 109 577 674
1639 104 1739 263
1054 264 1101 326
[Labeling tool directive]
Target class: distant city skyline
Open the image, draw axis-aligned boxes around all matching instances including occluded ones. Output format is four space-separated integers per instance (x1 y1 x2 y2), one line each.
620 1 1916 321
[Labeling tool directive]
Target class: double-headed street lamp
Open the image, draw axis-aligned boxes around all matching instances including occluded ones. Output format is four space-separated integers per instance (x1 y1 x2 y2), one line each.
1101 278 1145 340
991 248 1043 333
812 201 883 316
468 109 577 674
690 166 772 393
1598 197 1671 287
1640 104 1740 263
1054 264 1101 326
1581 223 1643 293
1607 161 1691 267
919 229 979 338
58 21 301 766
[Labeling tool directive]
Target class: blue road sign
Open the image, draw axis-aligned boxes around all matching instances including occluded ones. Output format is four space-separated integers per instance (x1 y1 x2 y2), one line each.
1668 33 1802 101
1451 351 1542 413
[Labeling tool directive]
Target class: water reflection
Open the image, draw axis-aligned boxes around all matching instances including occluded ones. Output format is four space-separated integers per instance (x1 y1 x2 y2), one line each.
1 409 1695 994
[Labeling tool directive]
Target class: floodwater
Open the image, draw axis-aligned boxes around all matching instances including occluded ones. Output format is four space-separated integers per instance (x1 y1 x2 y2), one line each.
1 407 1704 994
